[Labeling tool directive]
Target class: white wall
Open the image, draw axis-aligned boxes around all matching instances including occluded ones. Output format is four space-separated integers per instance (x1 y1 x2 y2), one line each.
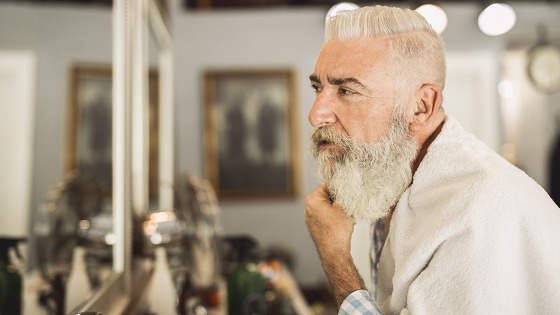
172 5 328 285
445 51 501 152
498 3 560 192
0 51 36 240
501 50 560 191
441 1 560 191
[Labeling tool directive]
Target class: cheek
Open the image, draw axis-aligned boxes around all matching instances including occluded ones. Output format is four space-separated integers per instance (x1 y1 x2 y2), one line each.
342 103 394 142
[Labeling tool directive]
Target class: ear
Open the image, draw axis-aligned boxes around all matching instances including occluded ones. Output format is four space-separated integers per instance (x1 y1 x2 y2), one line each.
409 84 441 133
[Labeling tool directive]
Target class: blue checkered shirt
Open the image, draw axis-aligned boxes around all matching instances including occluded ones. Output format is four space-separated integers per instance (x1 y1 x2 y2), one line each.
339 290 383 315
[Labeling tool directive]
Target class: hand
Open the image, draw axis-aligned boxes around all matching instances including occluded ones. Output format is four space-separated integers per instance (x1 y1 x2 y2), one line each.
305 183 355 258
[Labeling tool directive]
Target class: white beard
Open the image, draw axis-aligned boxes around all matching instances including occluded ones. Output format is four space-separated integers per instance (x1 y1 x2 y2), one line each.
310 110 418 223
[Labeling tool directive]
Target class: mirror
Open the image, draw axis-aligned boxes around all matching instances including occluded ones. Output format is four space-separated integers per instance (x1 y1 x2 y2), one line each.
0 0 173 314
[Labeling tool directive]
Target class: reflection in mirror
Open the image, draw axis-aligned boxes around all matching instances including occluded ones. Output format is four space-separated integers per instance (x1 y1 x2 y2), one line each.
0 1 117 314
35 170 112 313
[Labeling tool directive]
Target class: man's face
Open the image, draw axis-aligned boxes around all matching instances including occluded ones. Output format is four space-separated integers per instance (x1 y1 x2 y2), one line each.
308 37 418 223
309 37 397 146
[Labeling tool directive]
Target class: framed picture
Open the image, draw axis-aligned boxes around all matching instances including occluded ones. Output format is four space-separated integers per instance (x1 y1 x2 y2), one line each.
204 69 299 198
66 65 159 198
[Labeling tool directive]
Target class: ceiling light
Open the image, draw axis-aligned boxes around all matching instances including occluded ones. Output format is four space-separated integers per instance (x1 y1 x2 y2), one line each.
416 4 448 34
478 3 516 36
326 2 359 24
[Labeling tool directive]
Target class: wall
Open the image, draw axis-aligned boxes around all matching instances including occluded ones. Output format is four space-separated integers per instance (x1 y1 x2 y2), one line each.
441 2 560 192
498 3 560 192
171 3 328 285
501 50 560 192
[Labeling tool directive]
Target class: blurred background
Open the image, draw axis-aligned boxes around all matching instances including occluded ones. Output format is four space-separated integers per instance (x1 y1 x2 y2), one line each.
0 0 559 314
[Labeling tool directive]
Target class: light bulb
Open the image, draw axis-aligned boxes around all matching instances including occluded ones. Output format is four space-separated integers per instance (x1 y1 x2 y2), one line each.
326 2 359 25
478 3 516 36
416 4 448 34
151 233 163 245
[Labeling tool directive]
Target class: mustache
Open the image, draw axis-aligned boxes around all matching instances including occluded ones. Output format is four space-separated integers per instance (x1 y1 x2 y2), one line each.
310 126 349 149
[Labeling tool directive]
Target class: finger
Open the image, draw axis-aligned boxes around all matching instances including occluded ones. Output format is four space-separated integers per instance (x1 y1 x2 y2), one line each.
319 183 336 203
310 183 327 198
318 183 331 197
319 182 329 194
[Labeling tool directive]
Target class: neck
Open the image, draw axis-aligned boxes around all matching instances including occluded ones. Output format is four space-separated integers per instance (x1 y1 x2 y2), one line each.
411 108 446 176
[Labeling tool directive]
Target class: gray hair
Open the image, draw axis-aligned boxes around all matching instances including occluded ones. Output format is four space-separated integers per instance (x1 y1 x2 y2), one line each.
326 6 446 104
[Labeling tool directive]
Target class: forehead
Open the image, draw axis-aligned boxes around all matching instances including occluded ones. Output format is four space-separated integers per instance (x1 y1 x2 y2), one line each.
314 37 391 80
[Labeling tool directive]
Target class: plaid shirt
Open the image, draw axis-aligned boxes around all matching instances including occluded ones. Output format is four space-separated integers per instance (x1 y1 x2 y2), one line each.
339 290 383 315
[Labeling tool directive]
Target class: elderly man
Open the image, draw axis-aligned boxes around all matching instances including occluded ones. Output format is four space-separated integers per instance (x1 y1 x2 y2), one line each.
305 5 560 315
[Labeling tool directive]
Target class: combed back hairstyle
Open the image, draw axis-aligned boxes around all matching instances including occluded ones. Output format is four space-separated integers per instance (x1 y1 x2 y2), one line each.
326 6 446 104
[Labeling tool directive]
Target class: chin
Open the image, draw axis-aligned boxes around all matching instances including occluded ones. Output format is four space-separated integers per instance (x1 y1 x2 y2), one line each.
314 148 344 178
320 161 337 177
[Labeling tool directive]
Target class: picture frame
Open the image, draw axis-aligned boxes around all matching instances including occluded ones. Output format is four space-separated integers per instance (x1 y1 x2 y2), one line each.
66 65 159 198
203 69 299 199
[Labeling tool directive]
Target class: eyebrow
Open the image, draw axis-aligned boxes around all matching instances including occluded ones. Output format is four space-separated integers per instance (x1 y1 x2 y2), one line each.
309 74 368 90
309 74 321 84
328 77 367 90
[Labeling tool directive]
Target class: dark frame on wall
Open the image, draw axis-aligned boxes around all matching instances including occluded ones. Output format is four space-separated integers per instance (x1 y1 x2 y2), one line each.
66 65 160 198
204 69 299 199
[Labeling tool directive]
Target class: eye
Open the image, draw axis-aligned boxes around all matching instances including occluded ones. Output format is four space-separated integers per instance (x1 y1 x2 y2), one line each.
311 84 323 93
339 88 355 95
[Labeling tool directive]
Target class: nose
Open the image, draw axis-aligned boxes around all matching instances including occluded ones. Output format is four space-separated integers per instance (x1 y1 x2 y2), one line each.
308 93 337 128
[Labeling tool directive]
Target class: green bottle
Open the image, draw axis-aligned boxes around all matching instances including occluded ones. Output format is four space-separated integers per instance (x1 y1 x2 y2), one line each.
226 237 267 315
0 238 26 315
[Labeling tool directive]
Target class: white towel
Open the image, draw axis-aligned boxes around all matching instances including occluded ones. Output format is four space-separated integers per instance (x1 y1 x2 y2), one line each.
377 116 560 315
